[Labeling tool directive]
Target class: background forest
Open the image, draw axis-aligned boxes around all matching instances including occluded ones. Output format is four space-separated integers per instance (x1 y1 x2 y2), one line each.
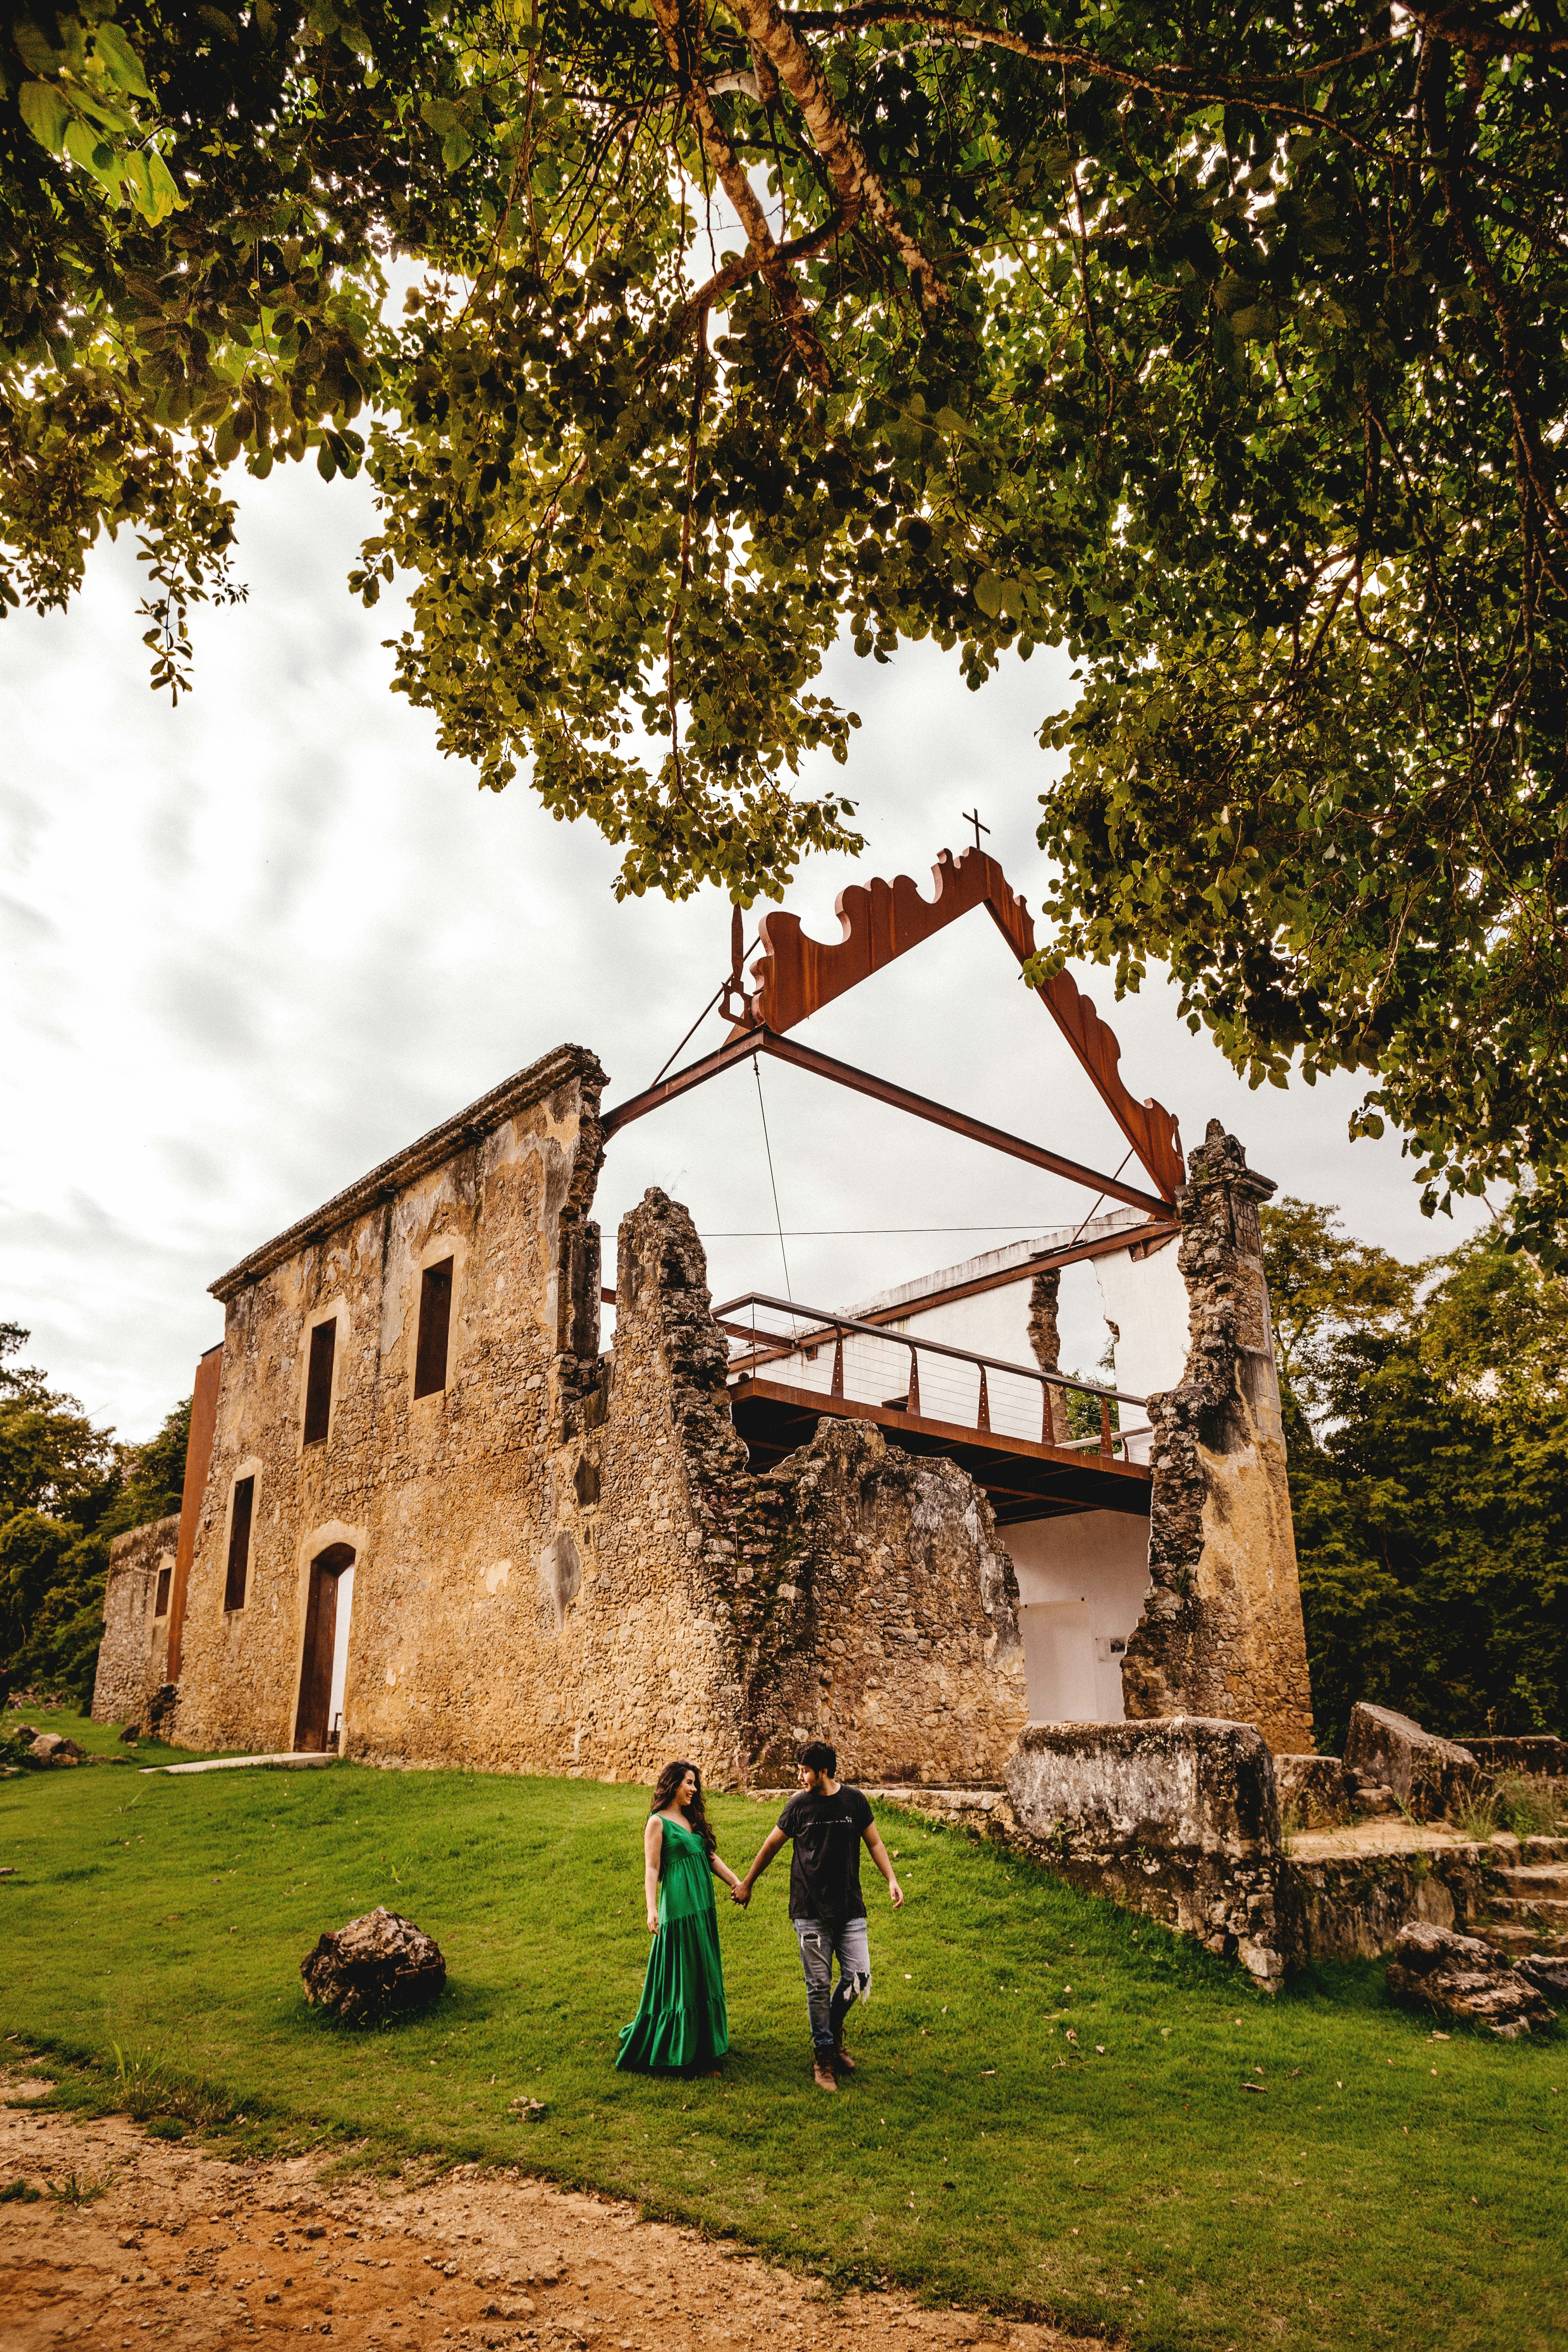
4 1202 1566 1744
0 1322 187 1708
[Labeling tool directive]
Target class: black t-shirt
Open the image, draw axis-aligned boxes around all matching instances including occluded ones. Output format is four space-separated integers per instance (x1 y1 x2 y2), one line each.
776 1784 875 1923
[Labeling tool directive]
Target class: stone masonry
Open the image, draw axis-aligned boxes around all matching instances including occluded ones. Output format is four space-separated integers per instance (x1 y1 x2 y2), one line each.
109 1047 1026 1785
90 1514 178 1728
1123 1122 1315 1752
94 1048 1313 1796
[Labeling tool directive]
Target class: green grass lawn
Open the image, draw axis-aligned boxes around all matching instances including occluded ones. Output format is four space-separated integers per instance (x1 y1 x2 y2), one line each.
3 1711 1564 2352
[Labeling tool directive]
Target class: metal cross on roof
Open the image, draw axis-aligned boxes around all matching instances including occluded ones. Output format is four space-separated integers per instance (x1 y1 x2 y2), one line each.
962 806 990 852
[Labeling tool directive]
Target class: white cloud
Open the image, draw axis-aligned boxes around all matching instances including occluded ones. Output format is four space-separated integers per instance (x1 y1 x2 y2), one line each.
0 464 1490 1438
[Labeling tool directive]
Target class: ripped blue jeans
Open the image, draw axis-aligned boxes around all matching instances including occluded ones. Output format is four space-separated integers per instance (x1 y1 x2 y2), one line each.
793 1916 872 2053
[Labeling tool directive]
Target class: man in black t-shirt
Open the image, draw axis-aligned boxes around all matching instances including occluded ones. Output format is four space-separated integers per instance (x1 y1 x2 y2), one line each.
735 1740 903 2092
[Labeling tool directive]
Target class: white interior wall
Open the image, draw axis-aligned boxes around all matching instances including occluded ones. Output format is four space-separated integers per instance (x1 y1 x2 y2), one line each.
756 1212 1141 1439
328 1563 355 1746
1092 1237 1190 1461
1008 1510 1150 1723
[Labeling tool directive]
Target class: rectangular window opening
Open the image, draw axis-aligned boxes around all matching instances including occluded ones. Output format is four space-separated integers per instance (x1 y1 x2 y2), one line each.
224 1474 255 1611
153 1567 172 1617
414 1258 454 1400
303 1318 337 1446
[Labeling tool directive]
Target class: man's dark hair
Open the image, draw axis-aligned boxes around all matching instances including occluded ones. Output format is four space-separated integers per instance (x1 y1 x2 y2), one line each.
799 1740 836 1773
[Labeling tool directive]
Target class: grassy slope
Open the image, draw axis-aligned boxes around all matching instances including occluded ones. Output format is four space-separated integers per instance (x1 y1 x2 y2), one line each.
2 1718 1563 2352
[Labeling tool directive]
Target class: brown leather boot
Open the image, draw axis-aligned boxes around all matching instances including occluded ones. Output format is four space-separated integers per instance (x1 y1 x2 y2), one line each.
832 2045 856 2074
812 2058 838 2092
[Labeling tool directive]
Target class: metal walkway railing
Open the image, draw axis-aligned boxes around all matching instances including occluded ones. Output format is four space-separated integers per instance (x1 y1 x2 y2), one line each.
715 1289 1152 1461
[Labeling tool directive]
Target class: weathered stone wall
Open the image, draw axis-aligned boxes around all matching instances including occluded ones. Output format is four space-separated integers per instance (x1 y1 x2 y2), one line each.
732 1420 1028 1785
594 1190 1029 1788
1124 1123 1315 1752
1004 1716 1289 1984
91 1515 178 1726
171 1046 621 1766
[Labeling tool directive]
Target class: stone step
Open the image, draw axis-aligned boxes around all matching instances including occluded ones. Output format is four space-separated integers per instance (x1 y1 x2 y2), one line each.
1520 1835 1568 1862
1494 1863 1568 1891
1488 1895 1568 1925
1476 1920 1538 1955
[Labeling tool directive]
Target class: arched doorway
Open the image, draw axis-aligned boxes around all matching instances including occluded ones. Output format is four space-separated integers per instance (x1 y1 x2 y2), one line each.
294 1541 355 1753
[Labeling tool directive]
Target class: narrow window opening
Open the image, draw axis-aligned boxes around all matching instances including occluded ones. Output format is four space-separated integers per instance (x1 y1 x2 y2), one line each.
414 1258 454 1399
153 1567 172 1617
224 1474 255 1611
303 1318 337 1445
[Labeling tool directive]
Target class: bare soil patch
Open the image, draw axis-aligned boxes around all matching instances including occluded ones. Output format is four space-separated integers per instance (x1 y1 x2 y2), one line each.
0 2072 1095 2352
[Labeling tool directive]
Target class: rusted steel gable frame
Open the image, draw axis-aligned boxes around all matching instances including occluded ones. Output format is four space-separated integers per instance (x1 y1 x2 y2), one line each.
600 1026 1170 1217
729 845 1185 1202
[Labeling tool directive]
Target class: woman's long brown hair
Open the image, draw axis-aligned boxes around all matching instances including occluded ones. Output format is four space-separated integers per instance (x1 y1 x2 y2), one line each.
649 1758 716 1853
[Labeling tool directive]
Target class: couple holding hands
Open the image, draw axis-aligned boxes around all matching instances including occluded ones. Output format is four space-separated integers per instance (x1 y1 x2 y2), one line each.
615 1740 904 2092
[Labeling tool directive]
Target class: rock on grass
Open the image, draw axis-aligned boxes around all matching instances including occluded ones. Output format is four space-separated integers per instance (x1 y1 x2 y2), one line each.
1386 1921 1556 2040
300 1907 446 2023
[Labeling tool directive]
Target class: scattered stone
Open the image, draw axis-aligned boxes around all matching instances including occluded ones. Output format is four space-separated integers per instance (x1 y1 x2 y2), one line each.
1386 1921 1557 2039
1345 1703 1478 1822
118 1724 141 1744
300 1907 446 2022
1518 1952 1568 2008
1277 1752 1353 1829
28 1733 83 1765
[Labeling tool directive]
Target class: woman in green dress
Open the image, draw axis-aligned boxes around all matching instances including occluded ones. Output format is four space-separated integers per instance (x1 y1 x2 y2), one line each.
616 1760 743 2075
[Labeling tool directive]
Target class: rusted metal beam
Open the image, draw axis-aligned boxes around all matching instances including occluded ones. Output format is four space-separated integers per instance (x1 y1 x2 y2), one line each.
599 1031 763 1139
753 1032 1171 1215
600 1023 1168 1213
716 1220 1178 1369
165 1341 224 1686
729 1375 1152 1482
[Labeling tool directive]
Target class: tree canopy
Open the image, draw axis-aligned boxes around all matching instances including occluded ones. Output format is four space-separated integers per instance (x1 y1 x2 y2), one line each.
4 2 1567 1223
1260 1202 1568 1747
0 1321 189 1703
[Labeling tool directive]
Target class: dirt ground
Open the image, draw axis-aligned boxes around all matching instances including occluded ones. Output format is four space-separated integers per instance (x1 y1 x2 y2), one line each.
0 2071 1097 2352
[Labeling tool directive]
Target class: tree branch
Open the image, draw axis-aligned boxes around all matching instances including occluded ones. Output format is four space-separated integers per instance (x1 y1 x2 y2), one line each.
722 0 949 306
650 0 832 384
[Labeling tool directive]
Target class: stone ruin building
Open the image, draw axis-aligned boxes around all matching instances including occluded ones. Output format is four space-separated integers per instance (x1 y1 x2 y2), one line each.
99 845 1425 1981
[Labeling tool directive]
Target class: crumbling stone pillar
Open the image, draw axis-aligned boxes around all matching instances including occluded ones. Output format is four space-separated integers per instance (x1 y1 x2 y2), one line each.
1122 1121 1315 1752
1027 1267 1072 1446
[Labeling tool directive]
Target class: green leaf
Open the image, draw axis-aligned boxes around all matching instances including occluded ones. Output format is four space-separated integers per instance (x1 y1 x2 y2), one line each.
17 79 72 155
92 21 153 99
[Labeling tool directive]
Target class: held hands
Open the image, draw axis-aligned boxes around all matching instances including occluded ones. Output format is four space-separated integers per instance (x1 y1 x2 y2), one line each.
730 1879 752 1908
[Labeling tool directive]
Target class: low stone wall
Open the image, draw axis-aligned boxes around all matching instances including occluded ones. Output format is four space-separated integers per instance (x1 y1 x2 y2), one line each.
1464 1736 1567 1779
1281 1841 1497 1963
1005 1716 1288 1986
92 1516 178 1727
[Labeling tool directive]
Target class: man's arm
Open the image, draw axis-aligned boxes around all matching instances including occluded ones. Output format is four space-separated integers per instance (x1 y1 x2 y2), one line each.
735 1824 788 1905
864 1821 904 1908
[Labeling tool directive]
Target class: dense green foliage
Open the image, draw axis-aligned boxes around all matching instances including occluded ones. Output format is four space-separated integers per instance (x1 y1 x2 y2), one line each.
0 1323 188 1703
4 4 1567 1218
6 1749 1564 2352
1261 1202 1568 1749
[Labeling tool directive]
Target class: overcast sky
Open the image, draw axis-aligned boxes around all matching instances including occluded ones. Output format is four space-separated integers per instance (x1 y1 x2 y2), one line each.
1 463 1491 1442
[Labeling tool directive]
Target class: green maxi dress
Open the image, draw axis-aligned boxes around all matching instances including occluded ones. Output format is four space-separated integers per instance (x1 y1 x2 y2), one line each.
616 1814 730 2074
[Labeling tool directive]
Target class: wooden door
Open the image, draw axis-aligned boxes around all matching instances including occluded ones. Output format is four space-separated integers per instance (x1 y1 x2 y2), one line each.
294 1543 354 1752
